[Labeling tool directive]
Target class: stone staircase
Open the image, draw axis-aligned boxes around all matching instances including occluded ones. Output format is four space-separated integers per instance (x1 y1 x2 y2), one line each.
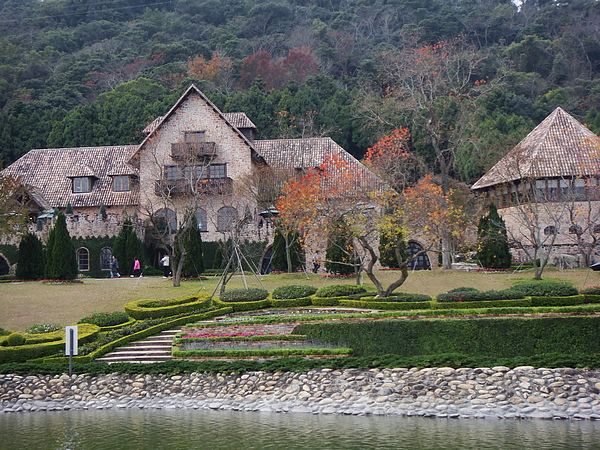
95 329 180 364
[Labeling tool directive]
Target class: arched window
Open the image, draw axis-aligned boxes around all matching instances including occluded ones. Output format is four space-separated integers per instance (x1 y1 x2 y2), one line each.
100 248 112 270
196 207 207 231
77 248 90 271
544 226 557 236
217 206 238 232
155 208 177 234
407 241 431 270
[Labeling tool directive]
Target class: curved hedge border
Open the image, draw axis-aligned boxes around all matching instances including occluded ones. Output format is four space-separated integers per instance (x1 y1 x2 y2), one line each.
43 308 233 364
124 294 212 319
339 299 432 311
0 324 100 363
99 318 137 332
212 297 271 312
269 297 313 308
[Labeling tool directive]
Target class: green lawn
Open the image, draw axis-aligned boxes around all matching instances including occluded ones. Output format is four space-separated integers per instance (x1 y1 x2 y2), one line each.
1 267 597 332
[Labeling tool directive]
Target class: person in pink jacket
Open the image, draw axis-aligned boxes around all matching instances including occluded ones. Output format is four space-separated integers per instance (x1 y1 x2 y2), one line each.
132 258 142 277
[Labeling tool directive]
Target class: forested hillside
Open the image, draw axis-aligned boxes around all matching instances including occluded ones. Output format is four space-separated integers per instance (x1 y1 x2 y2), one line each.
1 0 599 184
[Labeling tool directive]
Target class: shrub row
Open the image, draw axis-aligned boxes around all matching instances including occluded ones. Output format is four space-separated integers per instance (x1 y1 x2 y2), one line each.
293 315 600 358
437 281 579 303
124 294 212 319
78 311 130 327
272 285 318 300
172 347 353 358
0 324 100 364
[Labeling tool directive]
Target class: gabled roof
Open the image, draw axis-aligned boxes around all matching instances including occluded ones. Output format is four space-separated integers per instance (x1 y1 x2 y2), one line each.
1 146 139 209
132 85 262 167
223 113 256 130
472 107 600 190
255 137 385 191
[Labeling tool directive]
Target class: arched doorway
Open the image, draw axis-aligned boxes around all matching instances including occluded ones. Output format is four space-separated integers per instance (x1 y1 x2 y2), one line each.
408 241 431 270
260 246 273 275
0 255 9 275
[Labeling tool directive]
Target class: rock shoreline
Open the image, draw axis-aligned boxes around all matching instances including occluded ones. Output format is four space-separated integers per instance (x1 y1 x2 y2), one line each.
2 366 600 420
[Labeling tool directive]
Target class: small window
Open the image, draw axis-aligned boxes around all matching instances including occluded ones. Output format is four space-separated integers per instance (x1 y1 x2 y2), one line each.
593 224 600 234
574 179 586 200
197 208 207 231
73 177 92 193
544 226 557 236
185 131 206 142
217 206 237 232
165 166 181 181
77 248 90 271
547 180 559 200
569 225 583 235
100 248 112 270
209 164 226 179
113 176 130 192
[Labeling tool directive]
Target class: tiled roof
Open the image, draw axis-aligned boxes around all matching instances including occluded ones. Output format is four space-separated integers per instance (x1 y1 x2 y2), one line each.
472 107 600 190
1 146 139 209
223 113 256 130
254 137 385 191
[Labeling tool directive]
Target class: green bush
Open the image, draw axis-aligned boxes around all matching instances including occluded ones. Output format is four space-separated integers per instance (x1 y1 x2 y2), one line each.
339 299 432 311
508 280 578 297
219 288 269 302
431 299 533 309
437 289 522 302
78 311 130 327
212 298 271 312
6 333 26 346
269 297 313 308
272 285 318 299
376 293 432 302
315 284 367 298
26 324 62 334
580 286 600 295
311 297 341 306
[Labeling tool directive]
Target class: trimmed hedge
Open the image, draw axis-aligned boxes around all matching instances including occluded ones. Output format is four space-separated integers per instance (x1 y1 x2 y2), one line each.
0 324 100 363
124 294 212 319
339 299 432 311
431 299 533 309
272 285 318 300
310 297 341 306
172 347 352 358
293 315 600 358
315 285 367 298
269 297 313 308
212 297 271 312
219 288 269 302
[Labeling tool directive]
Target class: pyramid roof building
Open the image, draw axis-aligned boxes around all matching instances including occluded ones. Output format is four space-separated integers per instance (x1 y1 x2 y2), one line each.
472 107 600 191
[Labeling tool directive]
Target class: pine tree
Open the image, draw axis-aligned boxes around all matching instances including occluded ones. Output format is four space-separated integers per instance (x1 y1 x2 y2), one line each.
325 218 355 275
65 202 73 215
180 214 204 277
44 211 78 280
16 232 45 280
476 203 512 269
113 219 144 276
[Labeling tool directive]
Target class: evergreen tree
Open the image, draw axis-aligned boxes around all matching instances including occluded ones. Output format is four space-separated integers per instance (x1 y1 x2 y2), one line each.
16 232 45 280
476 203 512 269
213 238 233 270
44 211 78 280
65 202 73 214
325 218 355 275
271 228 303 272
113 219 144 276
99 203 107 220
179 214 204 277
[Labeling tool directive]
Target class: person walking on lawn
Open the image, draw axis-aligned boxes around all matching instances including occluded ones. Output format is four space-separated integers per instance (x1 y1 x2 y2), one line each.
160 254 170 278
110 256 120 278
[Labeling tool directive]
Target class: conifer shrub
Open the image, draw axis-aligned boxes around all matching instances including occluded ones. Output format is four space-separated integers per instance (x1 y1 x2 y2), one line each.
508 280 578 297
272 285 318 299
219 288 270 302
44 211 78 280
6 333 26 346
315 284 367 298
15 232 45 280
476 203 512 269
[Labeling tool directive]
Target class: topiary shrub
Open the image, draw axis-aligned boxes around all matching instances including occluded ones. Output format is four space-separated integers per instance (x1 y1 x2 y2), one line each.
6 332 26 346
26 324 62 334
219 288 270 302
580 286 600 295
436 288 522 302
508 280 578 297
78 311 130 327
272 285 318 299
315 284 367 298
380 293 432 302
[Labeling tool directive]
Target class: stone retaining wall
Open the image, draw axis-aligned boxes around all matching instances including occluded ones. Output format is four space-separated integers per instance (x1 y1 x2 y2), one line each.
2 366 600 420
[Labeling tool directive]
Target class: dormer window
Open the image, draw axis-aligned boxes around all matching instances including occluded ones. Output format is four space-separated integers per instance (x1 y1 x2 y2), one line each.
113 175 130 192
73 177 92 193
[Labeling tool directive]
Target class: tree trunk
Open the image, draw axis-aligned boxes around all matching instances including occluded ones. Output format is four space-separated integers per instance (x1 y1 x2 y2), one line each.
441 230 453 269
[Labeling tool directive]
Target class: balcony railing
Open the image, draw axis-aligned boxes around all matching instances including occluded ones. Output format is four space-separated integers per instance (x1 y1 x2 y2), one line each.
171 142 217 160
155 177 233 196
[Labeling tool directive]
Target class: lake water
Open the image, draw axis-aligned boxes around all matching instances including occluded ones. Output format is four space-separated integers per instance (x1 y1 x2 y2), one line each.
1 409 599 449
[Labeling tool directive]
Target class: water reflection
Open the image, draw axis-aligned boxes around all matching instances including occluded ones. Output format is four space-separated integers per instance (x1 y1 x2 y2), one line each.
2 409 599 450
